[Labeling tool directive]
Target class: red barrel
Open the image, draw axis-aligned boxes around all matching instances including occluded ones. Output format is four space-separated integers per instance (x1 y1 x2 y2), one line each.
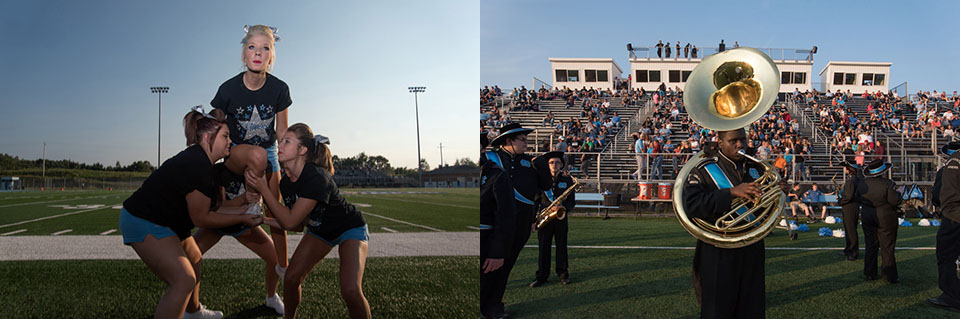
658 183 672 199
638 182 653 199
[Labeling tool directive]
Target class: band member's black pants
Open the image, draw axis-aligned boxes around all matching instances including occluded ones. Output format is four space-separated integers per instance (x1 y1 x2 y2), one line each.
536 218 568 281
480 213 533 317
861 209 898 281
937 217 960 306
842 204 860 258
693 240 765 319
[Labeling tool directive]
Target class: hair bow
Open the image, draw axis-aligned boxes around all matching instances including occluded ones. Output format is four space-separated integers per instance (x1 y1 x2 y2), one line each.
314 134 330 146
191 105 216 120
242 25 281 43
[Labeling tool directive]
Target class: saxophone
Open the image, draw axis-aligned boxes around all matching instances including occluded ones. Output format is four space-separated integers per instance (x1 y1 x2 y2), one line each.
535 176 579 230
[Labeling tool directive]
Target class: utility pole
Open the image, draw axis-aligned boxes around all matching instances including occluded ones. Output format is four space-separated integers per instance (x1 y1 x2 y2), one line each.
438 142 444 167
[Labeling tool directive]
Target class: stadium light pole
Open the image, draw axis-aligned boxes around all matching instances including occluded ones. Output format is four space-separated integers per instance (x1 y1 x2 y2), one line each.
150 86 169 170
408 86 426 187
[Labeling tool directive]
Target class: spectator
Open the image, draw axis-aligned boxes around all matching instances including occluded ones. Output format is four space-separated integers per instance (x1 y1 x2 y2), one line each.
788 183 814 221
719 39 726 52
656 40 664 58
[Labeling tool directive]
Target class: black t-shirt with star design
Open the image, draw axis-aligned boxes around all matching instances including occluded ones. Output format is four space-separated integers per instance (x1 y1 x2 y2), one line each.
211 72 292 148
280 163 366 241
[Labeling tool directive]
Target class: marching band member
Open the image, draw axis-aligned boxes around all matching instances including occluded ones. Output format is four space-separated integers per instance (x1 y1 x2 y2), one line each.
530 151 575 288
929 141 960 311
855 158 902 283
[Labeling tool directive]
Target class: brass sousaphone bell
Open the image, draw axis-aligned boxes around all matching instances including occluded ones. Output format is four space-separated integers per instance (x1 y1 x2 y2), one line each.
673 47 786 248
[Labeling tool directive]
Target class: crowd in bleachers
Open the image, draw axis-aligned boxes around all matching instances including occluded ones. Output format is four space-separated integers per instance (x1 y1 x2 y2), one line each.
482 82 960 185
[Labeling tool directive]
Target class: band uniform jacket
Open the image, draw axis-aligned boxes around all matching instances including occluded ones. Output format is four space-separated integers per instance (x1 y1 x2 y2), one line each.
480 158 517 259
536 174 576 220
936 152 960 222
855 176 902 217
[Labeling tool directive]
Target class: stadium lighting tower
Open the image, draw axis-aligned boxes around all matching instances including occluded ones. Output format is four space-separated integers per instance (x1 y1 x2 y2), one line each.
150 86 169 169
408 86 426 187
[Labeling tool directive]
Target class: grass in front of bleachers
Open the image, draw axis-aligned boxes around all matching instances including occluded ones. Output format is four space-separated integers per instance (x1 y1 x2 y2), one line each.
504 217 947 318
0 188 478 235
0 256 476 318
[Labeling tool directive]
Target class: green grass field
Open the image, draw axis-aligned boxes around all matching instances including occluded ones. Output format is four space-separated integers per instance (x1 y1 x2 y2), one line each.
0 188 480 318
0 188 478 235
504 217 948 318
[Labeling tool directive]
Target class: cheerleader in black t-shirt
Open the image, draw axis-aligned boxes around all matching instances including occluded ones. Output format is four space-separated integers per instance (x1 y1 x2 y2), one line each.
211 24 292 279
119 107 262 319
245 123 371 319
189 163 286 315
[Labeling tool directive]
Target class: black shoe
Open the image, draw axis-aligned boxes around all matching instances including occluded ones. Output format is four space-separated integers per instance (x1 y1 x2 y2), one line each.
846 255 858 261
928 297 960 312
560 278 571 285
484 312 510 319
529 280 546 288
864 275 879 281
838 251 848 256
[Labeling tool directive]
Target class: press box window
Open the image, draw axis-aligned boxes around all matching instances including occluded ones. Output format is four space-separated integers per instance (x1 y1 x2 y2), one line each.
862 73 885 86
635 70 660 83
585 70 608 82
781 72 806 84
844 73 856 85
669 70 681 83
556 69 579 82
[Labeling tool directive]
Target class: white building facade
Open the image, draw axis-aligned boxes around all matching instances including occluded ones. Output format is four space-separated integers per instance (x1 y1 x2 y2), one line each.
818 61 892 94
549 58 622 91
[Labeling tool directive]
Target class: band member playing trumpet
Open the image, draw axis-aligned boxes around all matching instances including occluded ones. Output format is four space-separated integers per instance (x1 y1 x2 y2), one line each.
682 128 767 318
530 151 576 288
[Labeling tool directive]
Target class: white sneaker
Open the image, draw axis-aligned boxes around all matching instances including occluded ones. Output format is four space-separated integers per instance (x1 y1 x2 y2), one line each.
276 265 287 277
245 202 262 215
266 293 285 315
182 304 223 319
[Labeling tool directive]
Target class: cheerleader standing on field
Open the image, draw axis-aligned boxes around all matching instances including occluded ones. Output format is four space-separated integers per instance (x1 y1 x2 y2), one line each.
119 107 262 319
245 123 371 319
210 24 292 285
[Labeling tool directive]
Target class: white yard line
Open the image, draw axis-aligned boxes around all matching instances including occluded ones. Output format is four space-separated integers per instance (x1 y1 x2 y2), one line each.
362 196 478 210
525 245 936 251
51 229 73 236
1 229 27 236
99 229 117 235
380 227 398 233
361 211 444 232
467 226 482 230
0 205 116 229
0 194 122 209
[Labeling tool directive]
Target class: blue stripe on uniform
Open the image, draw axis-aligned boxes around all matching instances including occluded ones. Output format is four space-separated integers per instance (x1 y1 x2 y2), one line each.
545 189 555 202
515 189 535 205
703 163 754 222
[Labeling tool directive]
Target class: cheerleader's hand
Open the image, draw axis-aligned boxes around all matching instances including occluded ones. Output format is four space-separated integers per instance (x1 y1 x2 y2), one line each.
240 214 263 227
242 190 260 205
244 170 268 193
263 217 282 230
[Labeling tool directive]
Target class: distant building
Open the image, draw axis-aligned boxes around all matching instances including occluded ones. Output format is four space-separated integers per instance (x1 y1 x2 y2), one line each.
423 165 480 188
819 61 892 94
549 58 623 91
1 176 22 191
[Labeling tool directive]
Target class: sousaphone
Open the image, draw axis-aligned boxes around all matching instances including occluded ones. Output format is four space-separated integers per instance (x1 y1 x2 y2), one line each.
673 47 786 248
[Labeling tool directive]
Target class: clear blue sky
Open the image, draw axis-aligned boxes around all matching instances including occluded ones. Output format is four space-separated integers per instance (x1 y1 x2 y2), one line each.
482 0 959 93
0 0 477 170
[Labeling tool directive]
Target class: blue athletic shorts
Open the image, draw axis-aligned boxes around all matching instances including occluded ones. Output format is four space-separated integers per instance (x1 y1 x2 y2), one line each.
307 224 370 247
118 208 177 245
264 143 279 173
214 224 251 238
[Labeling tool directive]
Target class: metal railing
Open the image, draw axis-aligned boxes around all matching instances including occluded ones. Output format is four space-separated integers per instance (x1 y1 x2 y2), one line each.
628 46 814 62
532 151 943 189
